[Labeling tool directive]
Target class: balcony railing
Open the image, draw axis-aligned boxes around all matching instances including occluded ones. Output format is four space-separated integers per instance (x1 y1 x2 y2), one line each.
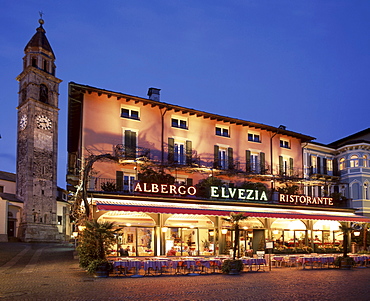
114 144 150 160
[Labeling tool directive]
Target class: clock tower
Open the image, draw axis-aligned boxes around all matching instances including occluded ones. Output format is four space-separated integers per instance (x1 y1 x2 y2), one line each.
16 18 62 242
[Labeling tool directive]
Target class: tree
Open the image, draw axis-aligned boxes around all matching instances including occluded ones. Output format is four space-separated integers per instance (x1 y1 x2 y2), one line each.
339 223 356 258
195 176 225 198
138 164 175 184
225 212 249 260
77 220 117 269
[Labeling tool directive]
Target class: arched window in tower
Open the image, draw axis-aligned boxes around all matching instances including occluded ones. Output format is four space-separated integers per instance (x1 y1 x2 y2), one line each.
39 84 48 103
350 155 359 167
32 57 37 68
339 158 345 170
43 60 48 72
363 155 368 167
364 183 369 200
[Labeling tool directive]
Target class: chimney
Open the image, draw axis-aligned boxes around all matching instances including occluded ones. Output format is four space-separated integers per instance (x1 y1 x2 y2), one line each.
147 87 161 101
278 125 286 130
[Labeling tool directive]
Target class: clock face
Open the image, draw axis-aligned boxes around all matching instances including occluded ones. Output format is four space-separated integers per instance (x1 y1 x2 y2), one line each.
19 114 27 130
36 115 52 130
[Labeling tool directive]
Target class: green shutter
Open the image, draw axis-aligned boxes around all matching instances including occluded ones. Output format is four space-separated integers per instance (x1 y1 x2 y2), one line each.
213 145 219 169
279 156 284 175
260 152 265 174
168 138 174 164
125 130 136 159
116 171 123 191
246 150 251 172
228 147 234 170
289 158 294 176
186 140 192 165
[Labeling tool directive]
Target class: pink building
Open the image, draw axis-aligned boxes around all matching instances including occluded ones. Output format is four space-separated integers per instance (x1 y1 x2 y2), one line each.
67 82 369 257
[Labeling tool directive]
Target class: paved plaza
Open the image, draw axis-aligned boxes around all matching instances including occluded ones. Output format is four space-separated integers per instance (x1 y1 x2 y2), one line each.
0 242 370 301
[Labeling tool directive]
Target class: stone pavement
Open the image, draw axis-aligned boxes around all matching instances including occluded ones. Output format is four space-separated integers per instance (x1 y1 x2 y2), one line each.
1 242 370 301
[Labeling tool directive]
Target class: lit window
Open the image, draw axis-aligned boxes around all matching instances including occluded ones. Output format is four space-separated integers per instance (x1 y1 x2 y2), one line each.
339 158 345 170
280 139 290 149
216 126 229 137
121 106 140 120
171 117 188 129
327 159 333 172
363 155 368 167
248 133 260 143
350 155 359 167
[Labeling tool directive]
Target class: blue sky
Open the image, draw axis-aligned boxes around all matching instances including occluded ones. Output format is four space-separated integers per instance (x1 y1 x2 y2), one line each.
1 1 370 187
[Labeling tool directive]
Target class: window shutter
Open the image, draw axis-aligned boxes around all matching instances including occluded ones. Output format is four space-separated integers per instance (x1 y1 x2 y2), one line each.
125 130 136 159
323 158 327 174
260 152 265 174
186 140 192 165
317 157 321 174
186 178 193 186
228 147 234 170
279 156 284 175
214 145 219 169
116 171 123 191
333 158 338 176
246 150 251 172
289 158 294 176
168 138 174 164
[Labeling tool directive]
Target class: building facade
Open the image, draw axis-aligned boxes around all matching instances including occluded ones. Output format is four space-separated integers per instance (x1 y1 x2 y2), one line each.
67 83 369 257
303 129 370 217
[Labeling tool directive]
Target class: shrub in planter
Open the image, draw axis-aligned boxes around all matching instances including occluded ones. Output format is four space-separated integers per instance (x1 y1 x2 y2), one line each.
333 256 355 269
221 259 243 274
87 259 112 277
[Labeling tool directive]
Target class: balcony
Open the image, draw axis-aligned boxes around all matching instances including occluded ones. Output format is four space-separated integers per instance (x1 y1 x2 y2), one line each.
114 144 150 161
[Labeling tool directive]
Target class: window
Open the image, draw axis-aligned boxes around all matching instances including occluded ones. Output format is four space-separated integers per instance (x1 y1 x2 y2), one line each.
339 158 345 170
350 155 359 167
57 216 62 225
214 145 233 170
280 139 290 149
363 155 368 167
0 186 3 193
168 138 192 165
171 117 188 129
248 132 260 143
124 175 136 192
327 159 333 172
215 125 229 137
121 106 140 120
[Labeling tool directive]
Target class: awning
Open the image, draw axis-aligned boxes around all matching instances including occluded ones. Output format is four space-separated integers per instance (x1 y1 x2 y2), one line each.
95 199 370 223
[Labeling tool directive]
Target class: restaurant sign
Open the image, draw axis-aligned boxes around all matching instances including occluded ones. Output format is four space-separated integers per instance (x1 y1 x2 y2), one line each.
279 194 334 206
210 186 268 201
134 182 197 196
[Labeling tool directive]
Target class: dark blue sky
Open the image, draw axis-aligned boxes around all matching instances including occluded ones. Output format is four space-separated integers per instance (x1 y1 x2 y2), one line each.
1 1 370 187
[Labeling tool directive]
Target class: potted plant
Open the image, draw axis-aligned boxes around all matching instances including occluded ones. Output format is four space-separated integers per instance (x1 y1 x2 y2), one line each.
221 212 249 274
77 219 117 277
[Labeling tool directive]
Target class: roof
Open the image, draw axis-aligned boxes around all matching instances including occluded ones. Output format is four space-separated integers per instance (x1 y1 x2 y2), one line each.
0 171 16 182
68 82 315 152
329 128 370 148
25 21 55 59
0 192 22 203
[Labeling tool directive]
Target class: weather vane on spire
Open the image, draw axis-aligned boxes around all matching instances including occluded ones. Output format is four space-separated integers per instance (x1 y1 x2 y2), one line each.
38 11 45 26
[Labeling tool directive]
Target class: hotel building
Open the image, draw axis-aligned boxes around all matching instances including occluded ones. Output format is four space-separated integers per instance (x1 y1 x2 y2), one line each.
67 83 369 256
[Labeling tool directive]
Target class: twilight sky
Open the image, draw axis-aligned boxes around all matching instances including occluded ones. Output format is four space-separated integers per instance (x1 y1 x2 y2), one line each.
1 1 370 187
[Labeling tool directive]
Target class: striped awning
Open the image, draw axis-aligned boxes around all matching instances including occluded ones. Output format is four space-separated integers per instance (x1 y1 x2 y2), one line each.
94 199 370 223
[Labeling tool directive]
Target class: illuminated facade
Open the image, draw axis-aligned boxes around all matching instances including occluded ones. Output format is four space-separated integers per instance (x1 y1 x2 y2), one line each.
67 83 369 256
303 129 370 217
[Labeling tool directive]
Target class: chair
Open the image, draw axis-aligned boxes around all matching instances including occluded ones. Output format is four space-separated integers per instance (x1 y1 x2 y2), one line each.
287 256 299 268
